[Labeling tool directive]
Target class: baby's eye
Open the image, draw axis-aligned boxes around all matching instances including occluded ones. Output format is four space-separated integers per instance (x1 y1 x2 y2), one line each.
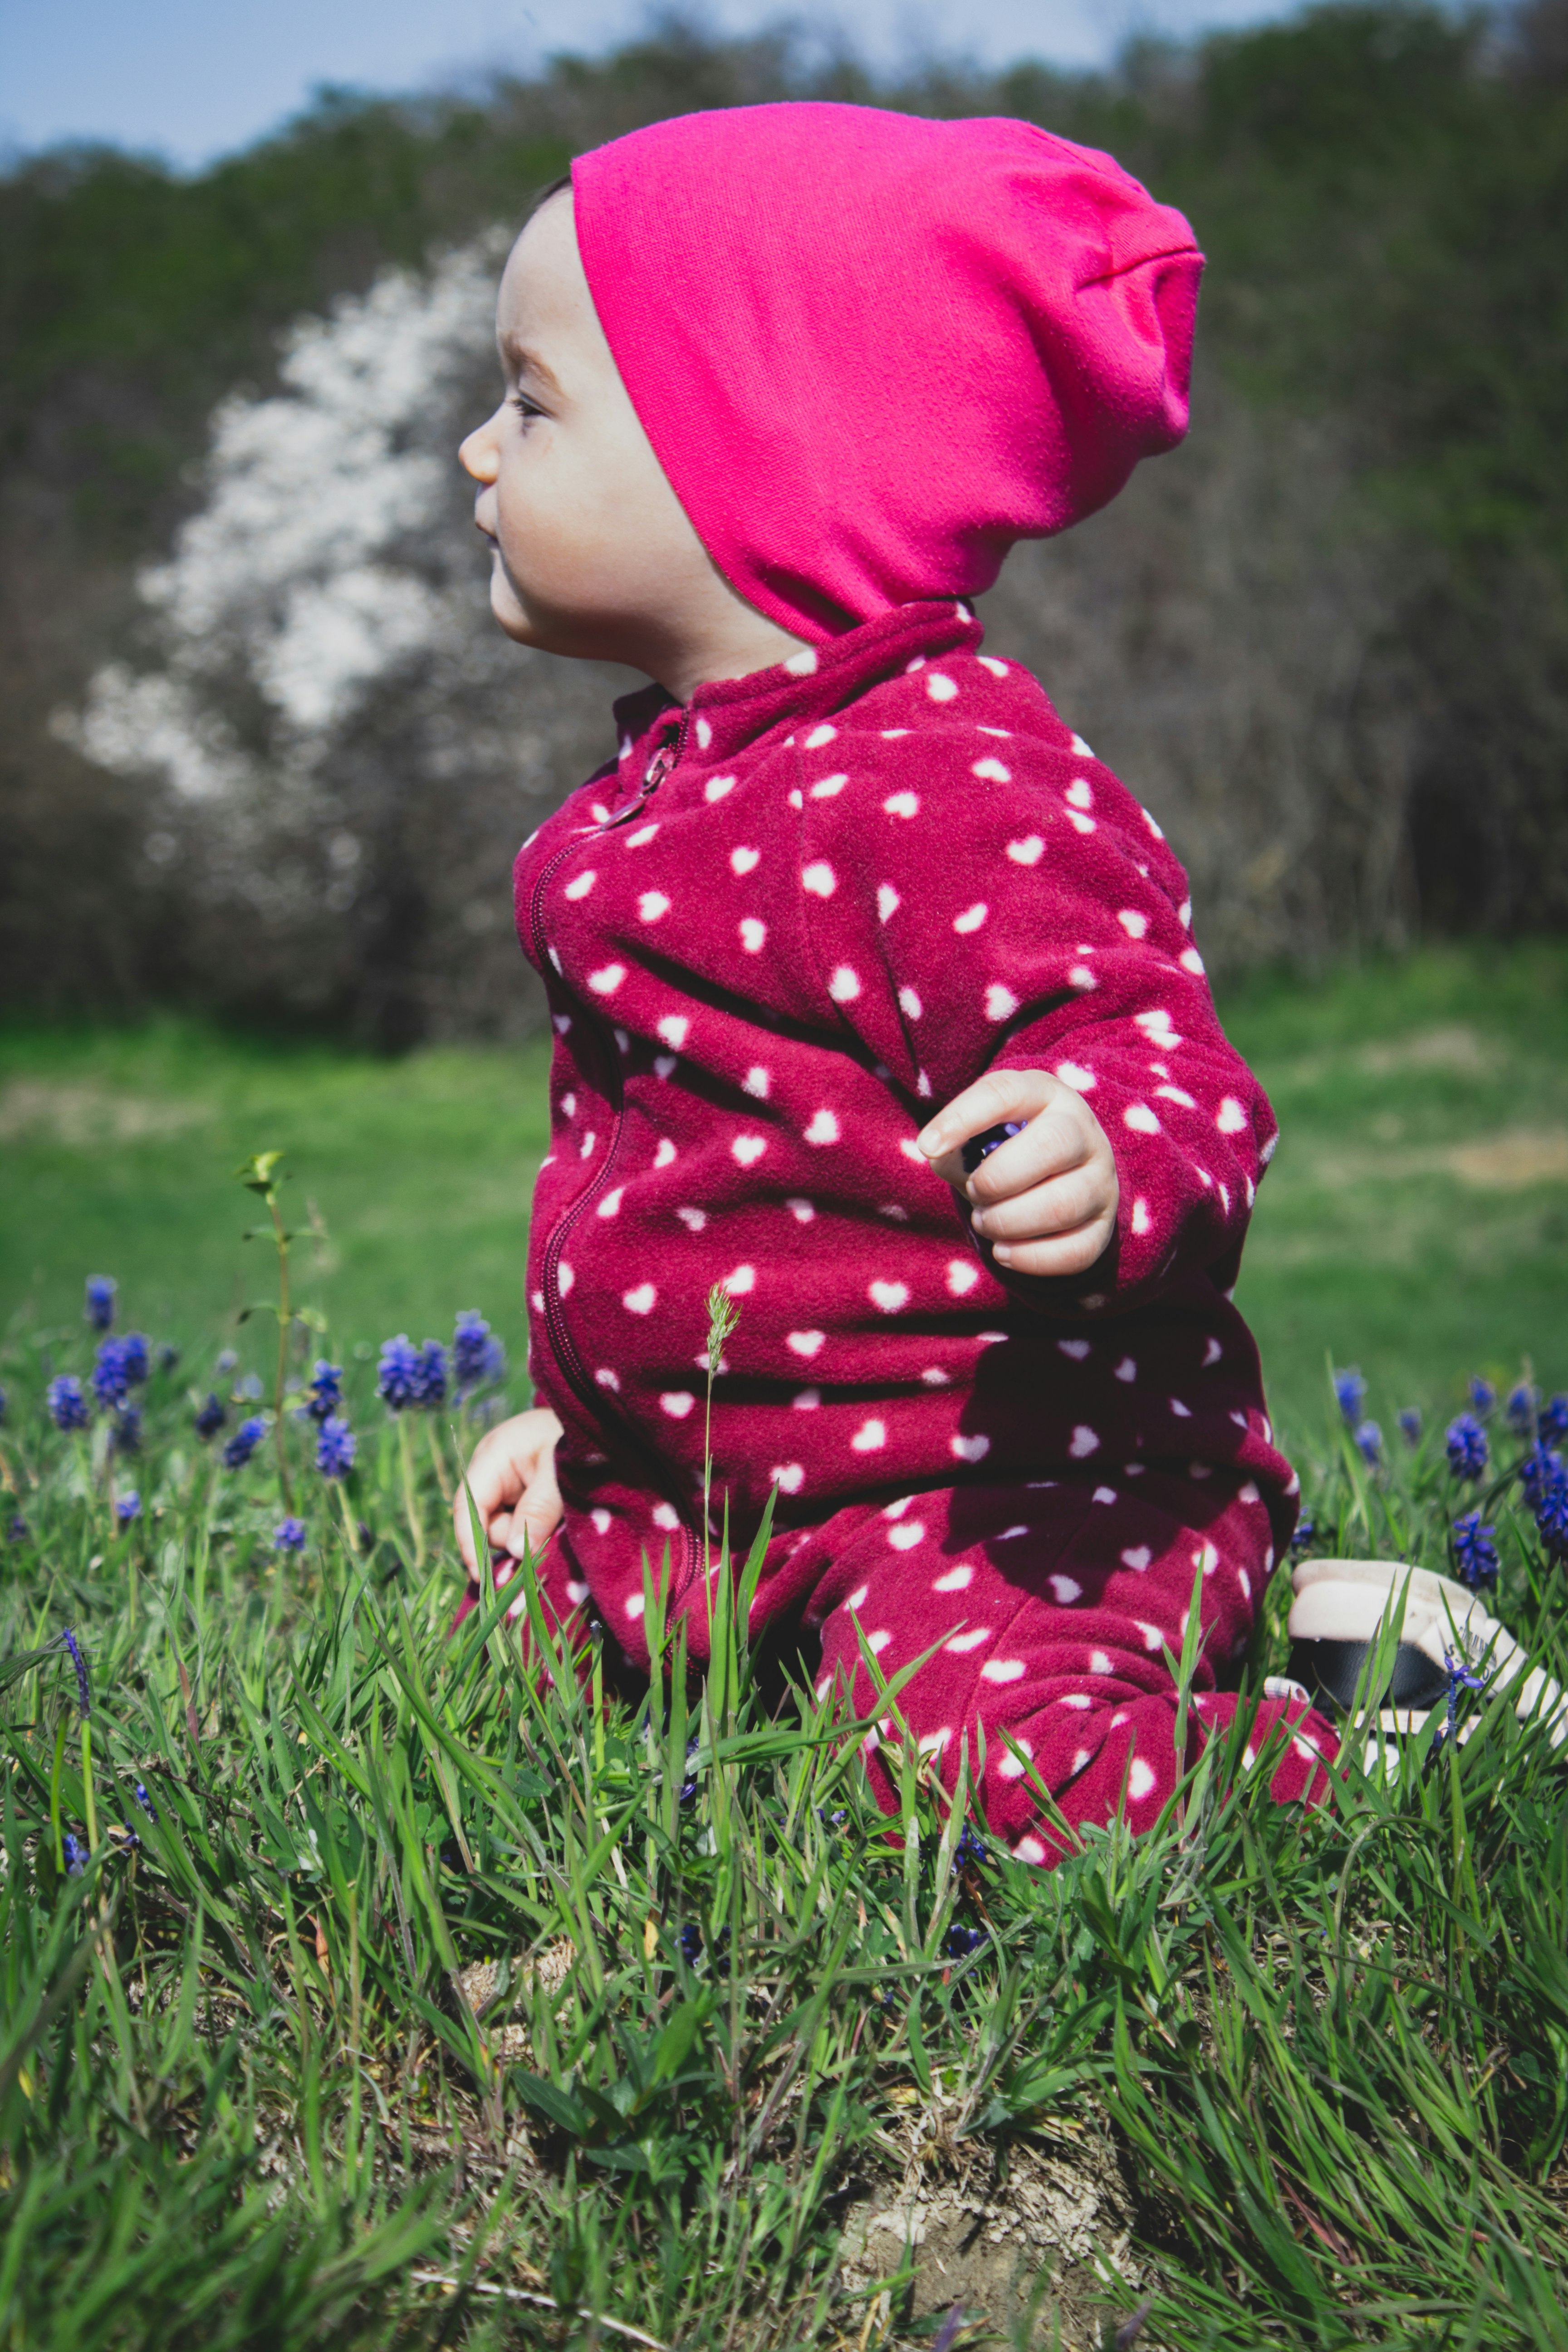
510 392 546 425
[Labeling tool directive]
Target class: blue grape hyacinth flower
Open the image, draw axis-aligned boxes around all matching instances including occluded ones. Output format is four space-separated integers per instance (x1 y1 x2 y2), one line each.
377 1335 422 1411
222 1416 266 1470
59 1626 91 1716
1507 1383 1539 1433
92 1338 132 1412
1446 1414 1489 1482
316 1416 357 1480
955 1824 988 1871
1541 1395 1568 1444
1520 1446 1562 1510
83 1275 117 1332
1528 1453 1568 1561
1432 1645 1487 1754
378 1335 447 1410
63 1831 87 1877
946 1924 988 1958
416 1340 447 1407
1333 1367 1367 1424
1469 1376 1497 1417
273 1516 308 1553
1451 1510 1499 1591
305 1360 342 1421
115 1491 141 1526
1354 1420 1383 1466
453 1312 507 1394
47 1374 89 1432
194 1392 226 1440
1397 1407 1423 1446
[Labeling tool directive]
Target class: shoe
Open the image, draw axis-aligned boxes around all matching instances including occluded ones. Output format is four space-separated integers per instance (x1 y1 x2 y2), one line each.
1287 1558 1568 1747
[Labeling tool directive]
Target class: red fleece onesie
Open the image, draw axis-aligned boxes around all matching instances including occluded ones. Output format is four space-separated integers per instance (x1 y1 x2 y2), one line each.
490 599 1336 1858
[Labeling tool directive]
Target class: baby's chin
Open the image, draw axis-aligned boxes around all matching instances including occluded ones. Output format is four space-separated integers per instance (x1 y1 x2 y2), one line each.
488 558 544 646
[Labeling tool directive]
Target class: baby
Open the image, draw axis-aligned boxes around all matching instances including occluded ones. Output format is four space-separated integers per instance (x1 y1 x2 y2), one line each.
453 103 1336 1861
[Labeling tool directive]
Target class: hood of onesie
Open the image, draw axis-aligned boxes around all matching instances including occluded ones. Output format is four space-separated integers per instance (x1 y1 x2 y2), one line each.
569 102 1203 644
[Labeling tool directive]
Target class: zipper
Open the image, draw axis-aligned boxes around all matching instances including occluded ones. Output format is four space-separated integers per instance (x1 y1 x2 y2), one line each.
527 710 699 1597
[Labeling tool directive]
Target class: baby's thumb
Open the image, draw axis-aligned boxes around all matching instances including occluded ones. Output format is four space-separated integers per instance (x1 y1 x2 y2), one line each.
502 1480 563 1562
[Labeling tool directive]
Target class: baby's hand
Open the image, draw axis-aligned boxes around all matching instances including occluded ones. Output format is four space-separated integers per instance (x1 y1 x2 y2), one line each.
918 1070 1119 1278
454 1405 564 1577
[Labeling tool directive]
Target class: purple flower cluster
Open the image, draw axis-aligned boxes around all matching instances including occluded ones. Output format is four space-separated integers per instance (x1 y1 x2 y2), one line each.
1446 1414 1489 1482
222 1416 266 1470
304 1360 343 1421
83 1275 117 1332
115 1491 142 1526
1523 1447 1568 1561
47 1374 89 1432
91 1333 149 1413
273 1516 308 1553
453 1312 506 1395
194 1392 227 1440
1333 1367 1367 1424
316 1416 357 1479
59 1626 90 1716
378 1335 447 1411
1354 1421 1383 1467
1451 1510 1499 1591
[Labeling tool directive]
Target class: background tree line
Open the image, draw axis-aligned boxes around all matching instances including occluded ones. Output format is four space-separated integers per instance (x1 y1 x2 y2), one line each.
1 1 1564 1044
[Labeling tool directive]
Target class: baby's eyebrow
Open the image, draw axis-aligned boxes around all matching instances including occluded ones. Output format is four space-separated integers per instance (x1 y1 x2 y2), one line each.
500 331 564 397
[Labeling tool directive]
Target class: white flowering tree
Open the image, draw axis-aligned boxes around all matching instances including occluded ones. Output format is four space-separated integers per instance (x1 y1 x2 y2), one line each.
69 236 624 1042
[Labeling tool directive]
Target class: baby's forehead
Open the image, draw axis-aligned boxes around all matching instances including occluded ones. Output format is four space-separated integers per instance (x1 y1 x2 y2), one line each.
497 199 590 358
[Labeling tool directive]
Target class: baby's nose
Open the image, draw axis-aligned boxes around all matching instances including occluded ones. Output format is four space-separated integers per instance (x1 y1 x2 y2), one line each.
459 429 499 484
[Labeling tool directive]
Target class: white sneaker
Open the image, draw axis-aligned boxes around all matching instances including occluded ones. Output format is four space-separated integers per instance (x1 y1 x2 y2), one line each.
1288 1558 1568 1748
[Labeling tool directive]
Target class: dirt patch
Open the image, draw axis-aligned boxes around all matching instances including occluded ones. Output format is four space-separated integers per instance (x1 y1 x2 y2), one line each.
1358 1024 1491 1078
1288 1127 1568 1195
0 1079 214 1147
1444 1131 1568 1189
837 2122 1152 2348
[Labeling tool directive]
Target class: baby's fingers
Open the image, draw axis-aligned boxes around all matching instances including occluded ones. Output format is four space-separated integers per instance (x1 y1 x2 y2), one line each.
986 1213 1116 1278
961 1106 1088 1206
916 1068 1056 1184
971 1161 1106 1248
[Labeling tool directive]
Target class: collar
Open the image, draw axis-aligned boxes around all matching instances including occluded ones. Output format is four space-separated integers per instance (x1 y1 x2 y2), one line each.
608 600 985 792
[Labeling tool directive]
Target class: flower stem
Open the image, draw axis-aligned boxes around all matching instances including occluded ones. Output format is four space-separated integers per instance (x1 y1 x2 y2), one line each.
398 1415 425 1568
81 1718 98 1853
270 1193 294 1514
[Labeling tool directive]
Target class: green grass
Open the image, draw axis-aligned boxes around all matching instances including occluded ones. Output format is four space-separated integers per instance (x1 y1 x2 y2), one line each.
1 1265 1567 2347
4 945 1568 1436
4 946 1568 2345
1225 943 1568 1438
0 1021 552 1383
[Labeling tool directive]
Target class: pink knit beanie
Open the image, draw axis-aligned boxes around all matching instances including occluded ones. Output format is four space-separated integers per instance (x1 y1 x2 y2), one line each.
570 102 1202 643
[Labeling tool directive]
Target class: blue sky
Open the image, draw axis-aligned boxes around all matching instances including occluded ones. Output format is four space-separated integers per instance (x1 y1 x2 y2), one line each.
0 0 1308 170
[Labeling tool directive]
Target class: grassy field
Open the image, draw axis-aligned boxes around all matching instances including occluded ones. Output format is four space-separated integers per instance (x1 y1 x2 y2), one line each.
3 944 1566 1450
1 1172 1568 2347
3 945 1568 2348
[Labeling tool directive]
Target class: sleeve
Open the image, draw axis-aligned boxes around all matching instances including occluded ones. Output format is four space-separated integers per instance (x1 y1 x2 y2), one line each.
795 723 1277 1309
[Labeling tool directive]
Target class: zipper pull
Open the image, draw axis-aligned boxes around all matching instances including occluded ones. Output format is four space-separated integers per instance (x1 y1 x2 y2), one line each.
643 745 675 791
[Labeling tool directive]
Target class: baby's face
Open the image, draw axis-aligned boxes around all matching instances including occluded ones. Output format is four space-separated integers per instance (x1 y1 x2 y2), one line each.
460 191 721 671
